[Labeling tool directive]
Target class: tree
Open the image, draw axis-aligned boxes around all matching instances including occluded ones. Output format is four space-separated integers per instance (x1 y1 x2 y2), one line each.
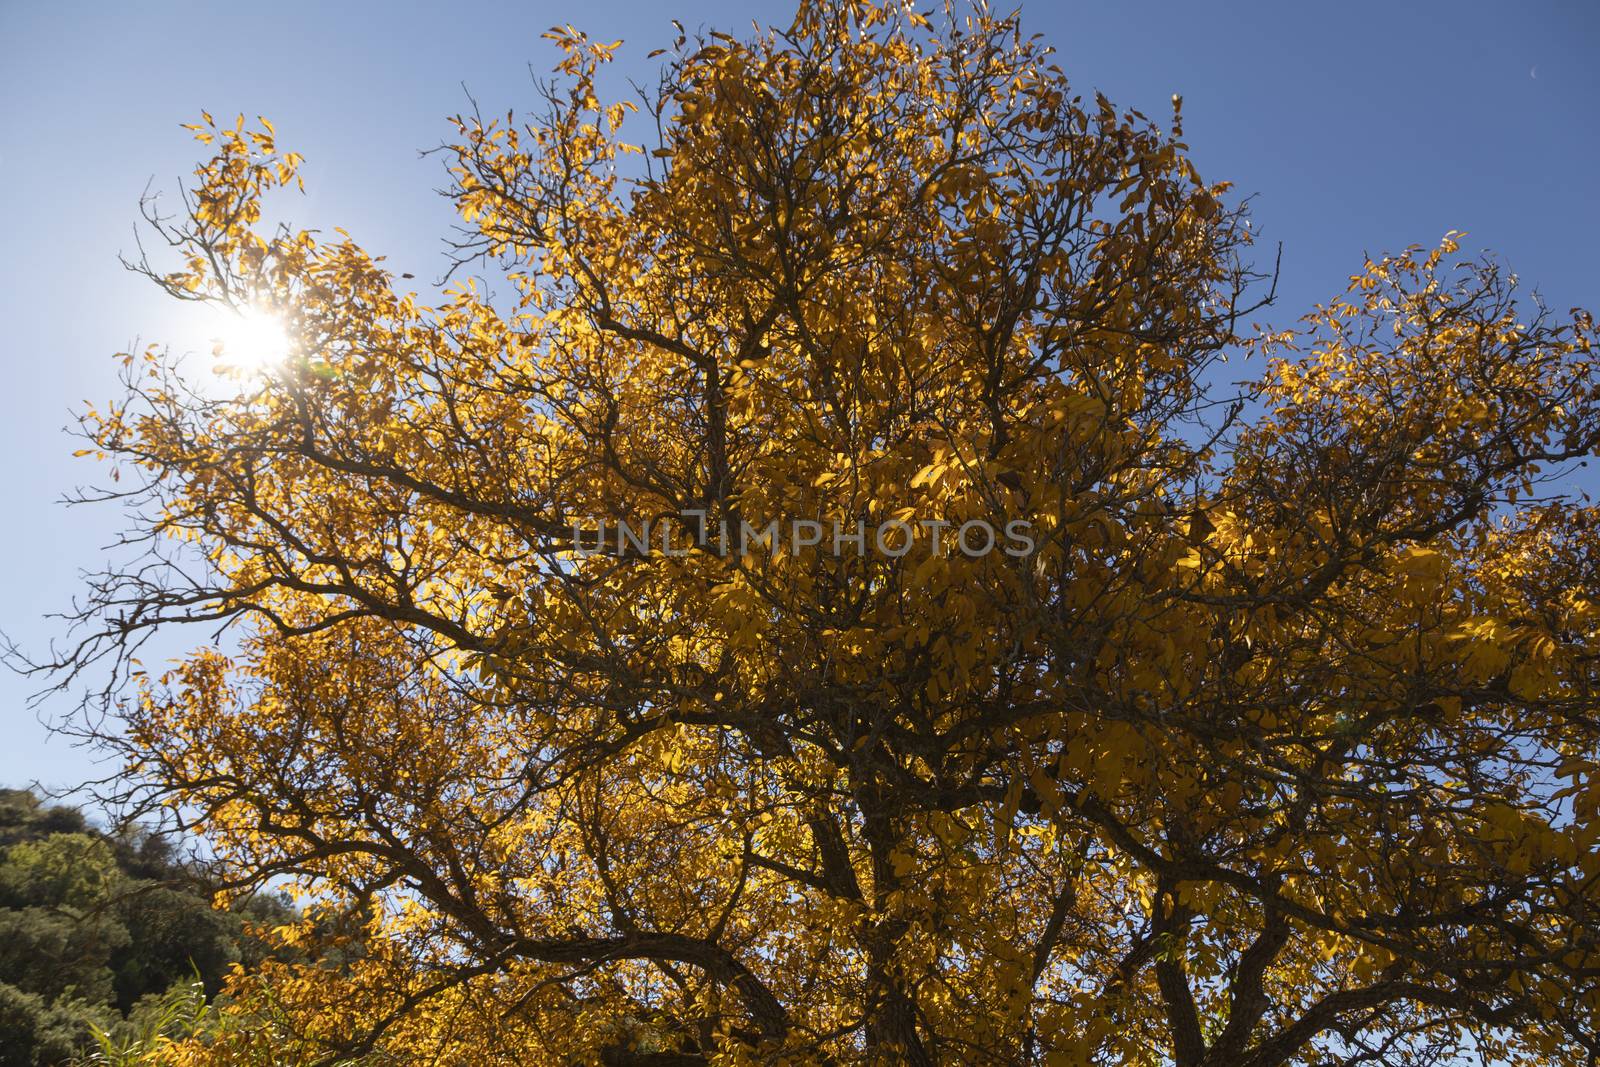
0 790 298 1065
45 1 1600 1063
0 983 97 1067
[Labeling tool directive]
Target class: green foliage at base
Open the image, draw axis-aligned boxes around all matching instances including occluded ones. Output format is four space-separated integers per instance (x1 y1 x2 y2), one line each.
0 791 292 1066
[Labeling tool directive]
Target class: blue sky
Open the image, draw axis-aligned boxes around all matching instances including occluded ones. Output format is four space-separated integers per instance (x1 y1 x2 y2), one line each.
0 1 1595 795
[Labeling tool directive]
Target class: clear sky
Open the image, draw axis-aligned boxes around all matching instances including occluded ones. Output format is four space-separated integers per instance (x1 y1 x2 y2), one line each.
0 1 1595 796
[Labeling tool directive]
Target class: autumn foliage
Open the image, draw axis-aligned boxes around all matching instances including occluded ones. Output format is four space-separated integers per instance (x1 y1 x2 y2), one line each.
53 1 1600 1063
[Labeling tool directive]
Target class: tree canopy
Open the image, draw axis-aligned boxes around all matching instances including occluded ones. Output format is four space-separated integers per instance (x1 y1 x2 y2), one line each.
49 1 1600 1063
0 789 294 1066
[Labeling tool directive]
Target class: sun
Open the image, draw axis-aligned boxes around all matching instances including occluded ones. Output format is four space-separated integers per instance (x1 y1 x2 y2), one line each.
207 303 294 372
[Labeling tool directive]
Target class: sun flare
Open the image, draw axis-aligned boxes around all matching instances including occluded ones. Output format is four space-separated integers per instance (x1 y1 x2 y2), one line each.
208 304 293 372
